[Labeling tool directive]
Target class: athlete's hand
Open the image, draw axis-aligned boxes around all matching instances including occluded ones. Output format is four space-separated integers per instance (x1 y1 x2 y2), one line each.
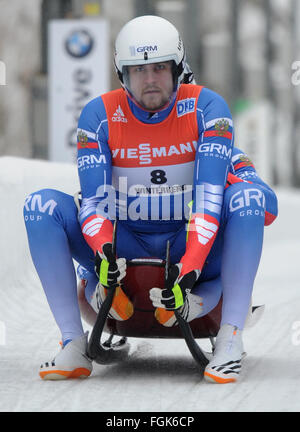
149 264 200 310
94 243 126 289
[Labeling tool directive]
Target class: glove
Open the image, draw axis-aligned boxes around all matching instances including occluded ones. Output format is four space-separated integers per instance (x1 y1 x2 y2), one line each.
149 263 200 310
94 243 126 289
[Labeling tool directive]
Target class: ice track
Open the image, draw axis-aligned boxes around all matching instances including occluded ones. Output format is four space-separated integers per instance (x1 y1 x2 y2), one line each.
0 156 299 412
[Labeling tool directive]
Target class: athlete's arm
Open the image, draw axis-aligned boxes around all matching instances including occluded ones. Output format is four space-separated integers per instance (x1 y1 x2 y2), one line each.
77 97 114 254
179 88 234 276
229 147 278 226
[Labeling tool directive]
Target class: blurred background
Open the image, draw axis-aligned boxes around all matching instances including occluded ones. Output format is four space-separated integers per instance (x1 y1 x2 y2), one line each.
0 0 300 187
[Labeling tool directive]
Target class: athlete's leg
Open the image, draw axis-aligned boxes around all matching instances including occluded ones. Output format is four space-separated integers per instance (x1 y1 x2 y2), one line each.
191 277 222 317
24 189 94 343
116 222 186 264
204 182 278 383
77 265 98 303
219 182 277 330
79 222 168 321
76 220 151 306
79 223 192 322
156 182 278 331
151 224 224 326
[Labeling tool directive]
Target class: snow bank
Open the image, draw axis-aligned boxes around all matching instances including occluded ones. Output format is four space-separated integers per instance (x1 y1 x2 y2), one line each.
0 156 79 281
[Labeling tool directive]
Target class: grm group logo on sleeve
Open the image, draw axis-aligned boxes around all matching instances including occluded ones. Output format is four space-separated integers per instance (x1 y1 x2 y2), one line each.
65 29 94 58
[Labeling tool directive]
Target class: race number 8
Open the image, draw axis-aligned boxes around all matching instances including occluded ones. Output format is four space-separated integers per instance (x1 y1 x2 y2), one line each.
150 170 167 184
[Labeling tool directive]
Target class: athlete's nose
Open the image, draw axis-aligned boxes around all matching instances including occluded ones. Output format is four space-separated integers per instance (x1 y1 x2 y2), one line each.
143 68 157 85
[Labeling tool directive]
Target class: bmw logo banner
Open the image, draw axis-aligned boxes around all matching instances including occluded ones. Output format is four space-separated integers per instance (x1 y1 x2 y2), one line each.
48 20 110 163
65 29 94 58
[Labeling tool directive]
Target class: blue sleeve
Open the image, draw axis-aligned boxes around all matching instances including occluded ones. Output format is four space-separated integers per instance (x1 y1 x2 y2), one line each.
230 147 272 188
179 88 234 274
230 147 278 222
193 88 234 222
77 96 113 225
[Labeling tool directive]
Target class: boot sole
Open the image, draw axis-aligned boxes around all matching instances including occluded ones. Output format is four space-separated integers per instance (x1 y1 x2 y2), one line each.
204 370 237 384
39 367 91 380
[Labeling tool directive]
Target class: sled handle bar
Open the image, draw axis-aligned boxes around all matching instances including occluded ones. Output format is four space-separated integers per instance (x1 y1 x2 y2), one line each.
165 240 208 369
175 310 209 368
86 221 124 363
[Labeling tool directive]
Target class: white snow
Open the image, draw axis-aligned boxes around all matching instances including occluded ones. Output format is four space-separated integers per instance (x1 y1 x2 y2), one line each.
0 156 299 412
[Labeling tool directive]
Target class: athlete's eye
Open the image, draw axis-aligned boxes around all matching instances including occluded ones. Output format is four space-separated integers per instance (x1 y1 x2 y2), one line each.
155 64 165 71
135 66 145 72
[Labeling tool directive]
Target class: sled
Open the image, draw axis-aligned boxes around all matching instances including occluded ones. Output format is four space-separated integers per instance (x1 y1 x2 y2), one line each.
84 222 264 370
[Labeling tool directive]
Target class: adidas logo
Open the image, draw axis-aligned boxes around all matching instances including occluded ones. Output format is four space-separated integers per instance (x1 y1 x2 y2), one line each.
112 105 128 123
210 359 241 375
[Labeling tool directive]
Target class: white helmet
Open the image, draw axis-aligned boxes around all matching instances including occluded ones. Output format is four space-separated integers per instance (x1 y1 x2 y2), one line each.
114 15 186 94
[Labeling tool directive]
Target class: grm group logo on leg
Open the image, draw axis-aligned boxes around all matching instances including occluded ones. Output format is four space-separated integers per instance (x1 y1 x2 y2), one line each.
0 60 6 85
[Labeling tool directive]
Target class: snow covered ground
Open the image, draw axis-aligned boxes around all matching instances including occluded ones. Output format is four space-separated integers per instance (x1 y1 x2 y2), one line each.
0 156 299 412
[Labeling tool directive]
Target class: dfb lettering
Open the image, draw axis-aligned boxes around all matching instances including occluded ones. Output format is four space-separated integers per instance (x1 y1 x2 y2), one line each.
177 98 195 117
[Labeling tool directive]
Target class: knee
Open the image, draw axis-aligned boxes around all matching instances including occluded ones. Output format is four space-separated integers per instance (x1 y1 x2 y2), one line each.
23 188 62 221
223 183 266 222
264 188 278 226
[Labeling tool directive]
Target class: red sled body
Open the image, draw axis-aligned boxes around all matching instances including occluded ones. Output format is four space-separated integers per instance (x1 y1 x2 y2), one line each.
106 258 222 339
